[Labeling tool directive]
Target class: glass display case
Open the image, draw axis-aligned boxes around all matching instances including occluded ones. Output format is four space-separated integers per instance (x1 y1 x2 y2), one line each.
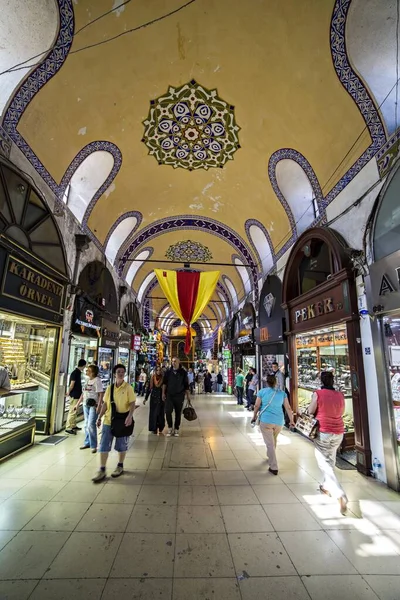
0 388 36 460
382 314 400 463
98 347 114 387
0 312 59 434
295 324 354 434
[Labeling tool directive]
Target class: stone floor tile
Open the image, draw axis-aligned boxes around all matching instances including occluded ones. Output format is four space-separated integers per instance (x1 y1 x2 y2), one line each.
279 531 357 575
228 532 297 576
0 580 39 600
111 533 174 578
239 576 310 600
102 578 172 600
137 484 178 505
29 578 106 600
52 481 105 503
173 577 241 599
302 575 380 600
0 499 46 530
221 504 274 532
126 504 177 533
0 531 69 579
178 485 218 506
174 533 235 578
177 505 225 533
216 485 259 505
263 502 322 531
364 575 400 600
75 503 133 532
46 532 122 578
24 501 91 531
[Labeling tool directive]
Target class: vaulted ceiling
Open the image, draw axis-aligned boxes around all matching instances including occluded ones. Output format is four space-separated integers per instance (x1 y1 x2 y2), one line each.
1 0 392 330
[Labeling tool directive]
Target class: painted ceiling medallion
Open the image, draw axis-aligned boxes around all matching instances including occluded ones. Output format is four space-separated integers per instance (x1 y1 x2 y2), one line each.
165 240 213 263
142 80 241 171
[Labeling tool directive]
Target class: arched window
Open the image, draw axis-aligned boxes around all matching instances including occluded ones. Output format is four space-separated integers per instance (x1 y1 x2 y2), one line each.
105 216 140 265
374 166 400 260
64 151 114 222
0 161 67 275
247 222 274 273
233 256 252 295
275 159 319 235
347 0 399 135
137 273 156 303
222 276 239 306
0 0 57 116
125 249 152 286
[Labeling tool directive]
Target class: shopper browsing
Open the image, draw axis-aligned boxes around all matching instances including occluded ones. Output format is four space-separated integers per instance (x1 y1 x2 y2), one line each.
92 364 136 482
74 364 104 453
65 359 86 435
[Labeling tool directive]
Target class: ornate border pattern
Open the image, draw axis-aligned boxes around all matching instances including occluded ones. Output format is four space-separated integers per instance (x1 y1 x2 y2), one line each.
0 1 122 240
118 215 259 294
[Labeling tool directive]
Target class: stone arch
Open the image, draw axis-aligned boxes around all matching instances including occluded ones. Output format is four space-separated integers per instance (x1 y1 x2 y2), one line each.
104 211 142 265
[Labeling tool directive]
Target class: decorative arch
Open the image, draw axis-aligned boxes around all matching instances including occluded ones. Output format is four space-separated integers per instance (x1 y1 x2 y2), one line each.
245 219 275 275
57 141 123 226
232 254 252 297
104 211 142 263
137 272 156 304
1 0 74 195
125 248 153 287
268 149 324 238
117 215 259 296
222 275 239 307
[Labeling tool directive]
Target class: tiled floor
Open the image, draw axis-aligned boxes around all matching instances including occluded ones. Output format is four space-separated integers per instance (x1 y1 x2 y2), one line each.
0 394 399 600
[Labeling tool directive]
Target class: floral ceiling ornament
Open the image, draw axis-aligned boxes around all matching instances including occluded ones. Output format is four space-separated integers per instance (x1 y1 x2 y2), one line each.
165 240 213 263
142 80 241 170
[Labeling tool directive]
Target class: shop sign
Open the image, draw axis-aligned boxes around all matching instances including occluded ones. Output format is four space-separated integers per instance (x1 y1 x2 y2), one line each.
294 297 335 323
368 251 400 313
237 334 252 345
100 318 119 349
2 256 64 314
132 334 141 351
257 275 285 345
73 296 101 336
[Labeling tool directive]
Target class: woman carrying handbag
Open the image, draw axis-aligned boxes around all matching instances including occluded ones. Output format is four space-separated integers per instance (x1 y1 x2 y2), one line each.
148 365 165 435
308 371 348 514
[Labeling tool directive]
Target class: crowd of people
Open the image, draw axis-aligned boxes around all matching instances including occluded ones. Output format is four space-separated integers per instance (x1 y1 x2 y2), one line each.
64 356 349 513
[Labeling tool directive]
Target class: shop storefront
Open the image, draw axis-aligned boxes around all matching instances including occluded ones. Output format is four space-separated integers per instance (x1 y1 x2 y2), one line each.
118 301 141 385
66 260 119 421
222 325 233 393
231 303 256 373
255 275 286 387
366 164 400 490
282 228 371 474
0 160 68 457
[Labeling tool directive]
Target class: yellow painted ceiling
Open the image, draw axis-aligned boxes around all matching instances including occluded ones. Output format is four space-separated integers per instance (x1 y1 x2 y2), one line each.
17 0 371 319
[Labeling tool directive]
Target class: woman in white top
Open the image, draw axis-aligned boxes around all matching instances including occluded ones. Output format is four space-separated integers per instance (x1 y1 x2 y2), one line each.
75 364 104 453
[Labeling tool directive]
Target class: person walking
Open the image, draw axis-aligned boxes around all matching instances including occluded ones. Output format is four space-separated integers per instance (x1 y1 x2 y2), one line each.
137 368 147 396
188 368 195 394
65 359 86 435
252 374 295 475
74 364 104 453
162 357 190 437
92 364 136 482
246 368 259 410
308 371 348 514
204 371 212 394
197 370 204 394
148 365 165 435
216 371 223 393
272 360 290 428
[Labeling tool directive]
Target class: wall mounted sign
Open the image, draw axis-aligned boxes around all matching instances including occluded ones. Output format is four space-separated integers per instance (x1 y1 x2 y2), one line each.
255 275 285 346
2 256 64 314
132 334 141 351
288 281 350 333
100 318 120 349
368 250 400 314
72 296 101 337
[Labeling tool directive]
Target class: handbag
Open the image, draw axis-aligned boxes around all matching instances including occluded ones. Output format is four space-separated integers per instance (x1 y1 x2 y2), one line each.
255 390 277 426
183 398 197 422
295 411 319 439
110 384 135 438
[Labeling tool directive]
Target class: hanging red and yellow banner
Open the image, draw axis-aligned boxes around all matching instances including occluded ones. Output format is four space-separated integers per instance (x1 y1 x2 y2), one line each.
155 269 220 354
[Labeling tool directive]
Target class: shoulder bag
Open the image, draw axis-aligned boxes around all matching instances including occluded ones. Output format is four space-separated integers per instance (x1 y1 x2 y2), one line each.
110 384 135 438
255 390 277 426
183 398 197 422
